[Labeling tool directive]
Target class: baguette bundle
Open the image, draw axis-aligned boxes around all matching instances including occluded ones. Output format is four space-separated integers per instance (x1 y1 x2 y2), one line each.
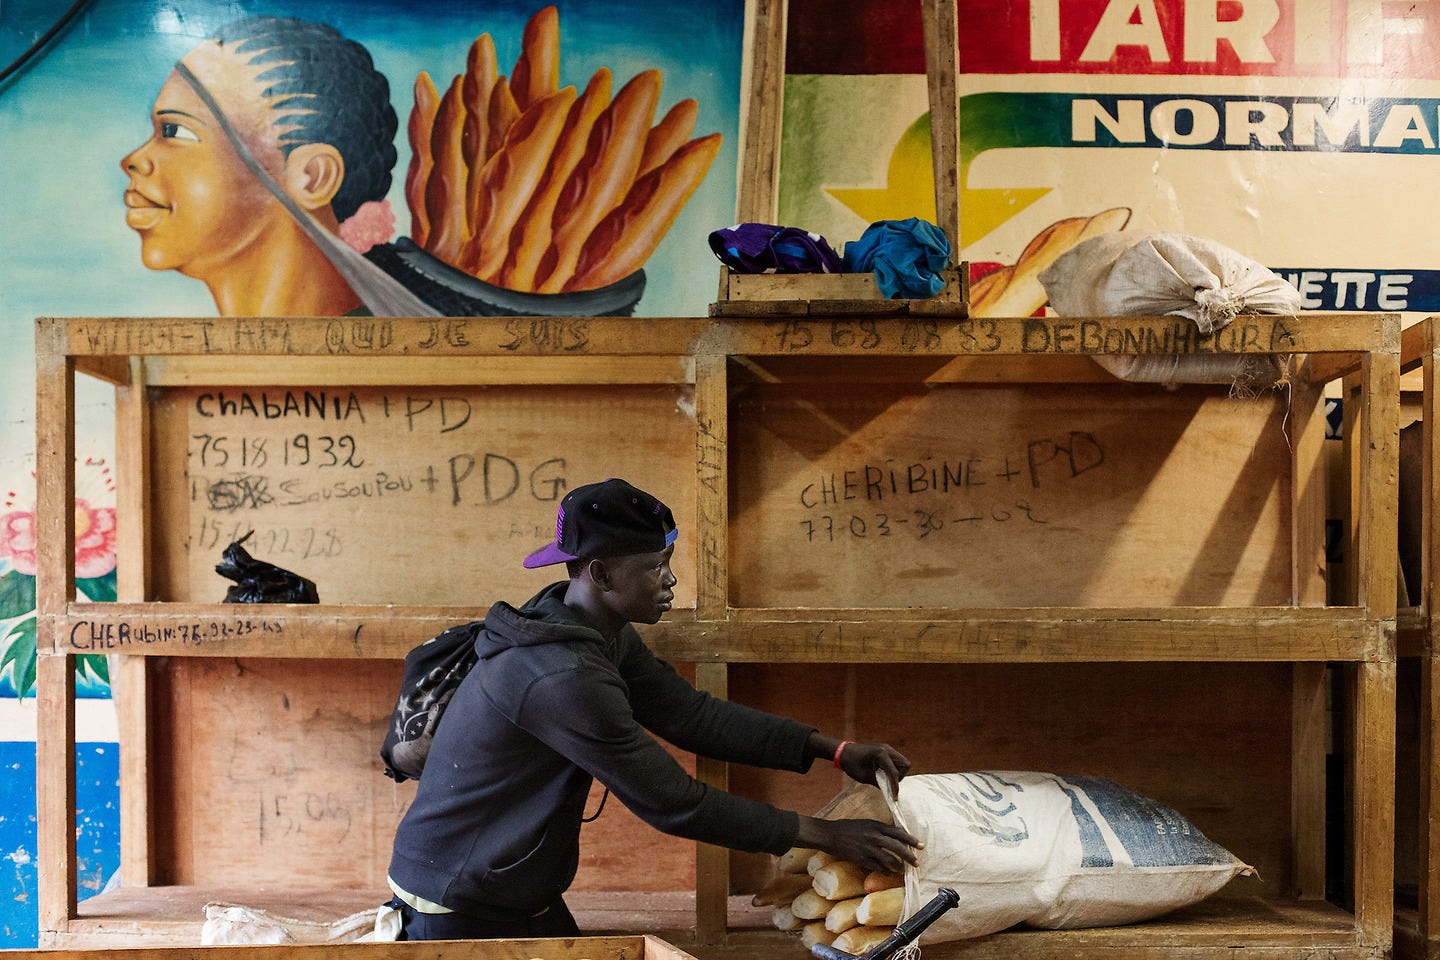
969 207 1132 318
761 845 907 950
404 5 720 294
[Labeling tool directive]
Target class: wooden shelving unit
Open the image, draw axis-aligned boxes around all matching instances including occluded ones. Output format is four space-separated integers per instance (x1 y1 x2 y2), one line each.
34 310 1399 959
1396 317 1438 960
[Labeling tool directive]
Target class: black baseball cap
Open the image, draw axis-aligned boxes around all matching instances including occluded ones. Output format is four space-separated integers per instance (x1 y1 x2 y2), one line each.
523 478 678 568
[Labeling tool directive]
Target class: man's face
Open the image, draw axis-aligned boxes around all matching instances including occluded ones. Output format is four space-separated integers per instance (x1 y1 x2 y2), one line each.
599 544 677 625
119 41 289 277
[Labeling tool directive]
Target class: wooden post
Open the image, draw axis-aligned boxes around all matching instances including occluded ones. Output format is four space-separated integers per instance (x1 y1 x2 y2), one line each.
693 351 730 943
735 0 787 226
34 317 77 933
1423 321 1440 952
115 357 155 886
920 0 960 251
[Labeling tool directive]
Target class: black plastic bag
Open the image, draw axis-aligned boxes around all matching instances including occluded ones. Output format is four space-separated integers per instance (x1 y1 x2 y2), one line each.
216 532 320 604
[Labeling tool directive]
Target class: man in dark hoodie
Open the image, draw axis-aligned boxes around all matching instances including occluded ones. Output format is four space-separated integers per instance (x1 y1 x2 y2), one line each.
387 477 920 940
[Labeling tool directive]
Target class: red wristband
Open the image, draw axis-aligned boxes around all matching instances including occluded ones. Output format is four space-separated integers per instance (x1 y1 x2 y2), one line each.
832 740 855 769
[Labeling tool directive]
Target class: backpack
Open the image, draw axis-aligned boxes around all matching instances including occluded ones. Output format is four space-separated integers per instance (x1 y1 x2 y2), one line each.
380 620 483 782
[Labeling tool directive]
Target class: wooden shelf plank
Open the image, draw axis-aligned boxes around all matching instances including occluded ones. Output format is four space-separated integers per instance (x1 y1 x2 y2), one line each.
47 887 1373 958
47 602 1387 662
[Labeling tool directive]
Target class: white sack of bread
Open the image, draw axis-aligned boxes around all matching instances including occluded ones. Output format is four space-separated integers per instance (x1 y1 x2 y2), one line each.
877 772 1254 943
1038 231 1301 334
812 859 867 900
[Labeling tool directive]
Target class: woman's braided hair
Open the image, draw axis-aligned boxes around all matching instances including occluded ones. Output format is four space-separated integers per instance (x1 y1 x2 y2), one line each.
213 16 397 221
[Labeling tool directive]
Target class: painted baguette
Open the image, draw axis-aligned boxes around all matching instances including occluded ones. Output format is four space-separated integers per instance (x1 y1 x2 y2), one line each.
405 71 441 248
565 132 721 291
834 925 895 955
751 872 815 907
537 68 662 293
855 887 904 926
424 74 471 265
499 68 612 291
487 76 521 167
637 98 698 179
466 87 577 281
511 5 560 112
971 206 1132 317
462 34 499 227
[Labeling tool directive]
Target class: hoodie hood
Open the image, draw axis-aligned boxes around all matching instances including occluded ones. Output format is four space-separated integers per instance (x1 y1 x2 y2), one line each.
476 580 605 658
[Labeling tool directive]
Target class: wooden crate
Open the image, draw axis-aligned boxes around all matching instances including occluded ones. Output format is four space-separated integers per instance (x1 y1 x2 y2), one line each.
1395 317 1439 960
33 311 1398 960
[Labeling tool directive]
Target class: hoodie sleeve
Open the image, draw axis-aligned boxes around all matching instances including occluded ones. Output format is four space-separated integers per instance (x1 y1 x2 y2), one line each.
515 665 800 854
617 633 815 771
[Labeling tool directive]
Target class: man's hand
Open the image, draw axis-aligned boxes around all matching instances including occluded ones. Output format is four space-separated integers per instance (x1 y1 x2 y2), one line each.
837 741 911 788
794 815 922 875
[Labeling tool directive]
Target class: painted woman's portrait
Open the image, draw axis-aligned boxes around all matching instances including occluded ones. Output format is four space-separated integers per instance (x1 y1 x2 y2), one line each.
120 16 427 317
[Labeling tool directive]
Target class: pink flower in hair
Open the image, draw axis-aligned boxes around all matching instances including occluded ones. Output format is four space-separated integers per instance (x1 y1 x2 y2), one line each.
338 199 396 254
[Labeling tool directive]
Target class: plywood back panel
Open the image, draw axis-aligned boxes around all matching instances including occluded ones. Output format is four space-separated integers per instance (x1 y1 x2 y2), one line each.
149 657 699 892
730 378 1298 608
148 385 697 605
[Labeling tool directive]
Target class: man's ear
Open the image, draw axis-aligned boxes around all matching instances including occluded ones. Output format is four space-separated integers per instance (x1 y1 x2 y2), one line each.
282 142 345 212
585 557 612 590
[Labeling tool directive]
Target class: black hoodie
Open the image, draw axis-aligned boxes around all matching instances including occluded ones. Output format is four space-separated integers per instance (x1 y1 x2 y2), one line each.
388 581 815 916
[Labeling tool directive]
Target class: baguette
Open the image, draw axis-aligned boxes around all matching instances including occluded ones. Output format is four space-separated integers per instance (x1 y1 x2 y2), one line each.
465 87 577 281
824 896 865 934
863 871 904 894
855 887 904 926
802 921 837 948
834 925 895 955
424 74 471 264
565 132 721 291
806 851 838 876
790 889 836 921
637 98 698 179
537 68 662 293
751 872 815 907
461 34 499 225
772 904 806 932
777 847 820 874
405 72 441 248
511 5 560 112
970 207 1131 318
499 68 612 291
812 859 868 901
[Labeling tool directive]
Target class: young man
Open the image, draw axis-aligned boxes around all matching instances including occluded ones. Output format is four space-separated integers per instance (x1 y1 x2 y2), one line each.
387 478 920 940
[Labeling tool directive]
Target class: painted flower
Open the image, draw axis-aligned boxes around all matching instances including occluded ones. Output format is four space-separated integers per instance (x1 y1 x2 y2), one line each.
338 199 396 254
0 499 117 578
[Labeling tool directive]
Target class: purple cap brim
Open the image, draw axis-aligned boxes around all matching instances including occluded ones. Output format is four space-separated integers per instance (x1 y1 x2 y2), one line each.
522 541 578 569
522 527 679 569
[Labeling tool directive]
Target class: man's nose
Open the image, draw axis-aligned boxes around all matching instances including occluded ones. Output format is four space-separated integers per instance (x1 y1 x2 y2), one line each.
122 142 154 175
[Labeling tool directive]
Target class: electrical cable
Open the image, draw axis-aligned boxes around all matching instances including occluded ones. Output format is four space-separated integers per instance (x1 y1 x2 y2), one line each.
0 0 94 88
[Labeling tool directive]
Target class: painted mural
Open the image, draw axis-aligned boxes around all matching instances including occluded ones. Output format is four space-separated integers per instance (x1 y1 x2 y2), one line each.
3 0 1437 947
